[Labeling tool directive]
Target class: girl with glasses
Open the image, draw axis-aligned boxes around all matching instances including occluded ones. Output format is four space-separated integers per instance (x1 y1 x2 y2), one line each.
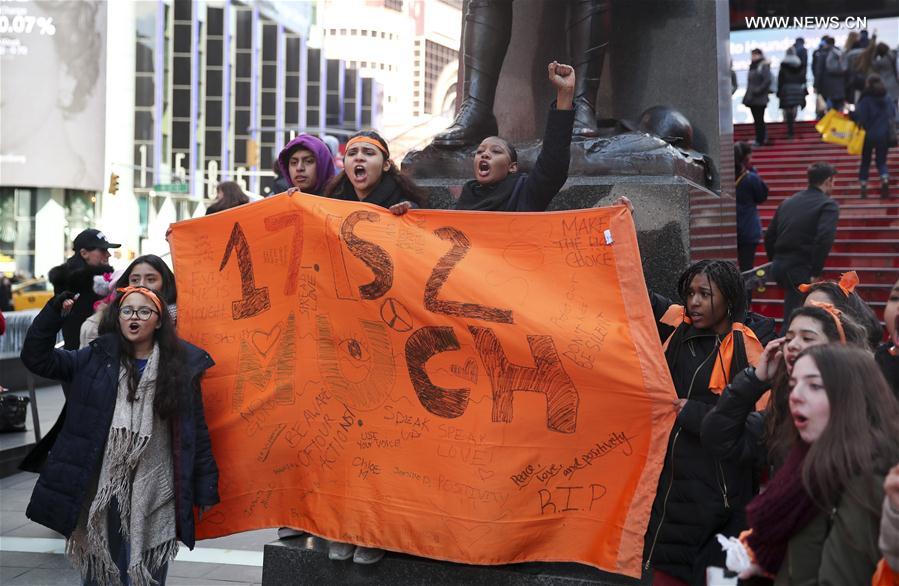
20 286 219 585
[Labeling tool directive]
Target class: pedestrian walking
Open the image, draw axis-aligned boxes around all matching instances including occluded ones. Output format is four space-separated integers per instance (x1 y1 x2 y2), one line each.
764 163 840 325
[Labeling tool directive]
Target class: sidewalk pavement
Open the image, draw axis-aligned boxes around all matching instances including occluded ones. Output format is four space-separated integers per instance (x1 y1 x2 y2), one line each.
0 385 276 585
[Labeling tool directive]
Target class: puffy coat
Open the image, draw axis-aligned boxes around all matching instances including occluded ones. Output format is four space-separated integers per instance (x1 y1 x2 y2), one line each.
743 60 773 107
20 302 219 550
736 169 769 245
700 366 770 469
777 55 808 109
643 293 775 584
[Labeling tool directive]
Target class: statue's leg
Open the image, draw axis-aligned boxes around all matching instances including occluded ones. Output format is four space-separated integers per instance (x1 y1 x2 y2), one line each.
567 0 611 137
433 0 513 147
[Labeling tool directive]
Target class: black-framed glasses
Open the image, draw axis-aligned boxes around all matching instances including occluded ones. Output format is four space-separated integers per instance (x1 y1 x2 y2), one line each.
118 306 159 321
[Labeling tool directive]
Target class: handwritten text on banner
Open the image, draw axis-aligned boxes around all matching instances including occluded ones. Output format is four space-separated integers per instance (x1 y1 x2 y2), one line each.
170 193 676 577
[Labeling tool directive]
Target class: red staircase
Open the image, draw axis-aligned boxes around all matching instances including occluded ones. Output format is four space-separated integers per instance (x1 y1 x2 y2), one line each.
734 120 899 323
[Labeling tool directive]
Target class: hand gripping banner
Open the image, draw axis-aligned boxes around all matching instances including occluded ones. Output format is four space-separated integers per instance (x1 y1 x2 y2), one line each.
170 193 676 577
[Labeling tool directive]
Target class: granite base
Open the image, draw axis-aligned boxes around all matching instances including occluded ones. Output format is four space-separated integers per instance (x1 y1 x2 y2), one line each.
262 535 648 585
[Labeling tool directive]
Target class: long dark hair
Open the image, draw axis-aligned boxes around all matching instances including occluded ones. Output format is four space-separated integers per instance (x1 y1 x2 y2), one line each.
765 306 869 468
322 130 426 206
106 288 186 419
114 254 177 305
796 345 899 513
801 281 882 349
207 181 250 214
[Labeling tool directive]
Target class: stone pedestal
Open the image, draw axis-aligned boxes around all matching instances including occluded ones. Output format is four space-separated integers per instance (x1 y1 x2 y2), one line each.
403 133 721 299
414 174 716 300
262 535 647 585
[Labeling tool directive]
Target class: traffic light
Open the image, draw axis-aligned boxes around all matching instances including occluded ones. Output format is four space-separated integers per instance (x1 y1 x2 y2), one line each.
108 172 120 195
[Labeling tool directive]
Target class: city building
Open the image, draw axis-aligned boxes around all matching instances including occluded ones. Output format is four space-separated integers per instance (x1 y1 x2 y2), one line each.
1 0 461 279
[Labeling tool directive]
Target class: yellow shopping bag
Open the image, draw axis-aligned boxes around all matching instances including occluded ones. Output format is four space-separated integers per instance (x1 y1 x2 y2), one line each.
847 126 866 155
821 115 858 147
815 108 839 134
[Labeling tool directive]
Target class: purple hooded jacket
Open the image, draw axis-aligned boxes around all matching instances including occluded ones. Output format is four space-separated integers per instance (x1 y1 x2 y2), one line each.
277 134 337 195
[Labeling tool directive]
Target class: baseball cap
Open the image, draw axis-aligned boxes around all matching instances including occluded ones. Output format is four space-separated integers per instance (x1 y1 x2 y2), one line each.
73 228 121 251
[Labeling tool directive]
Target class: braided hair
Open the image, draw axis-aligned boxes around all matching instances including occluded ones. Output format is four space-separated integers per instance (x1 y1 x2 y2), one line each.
666 260 749 386
676 259 747 323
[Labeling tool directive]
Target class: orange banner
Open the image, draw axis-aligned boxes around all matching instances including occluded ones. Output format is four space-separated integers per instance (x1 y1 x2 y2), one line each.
170 193 676 577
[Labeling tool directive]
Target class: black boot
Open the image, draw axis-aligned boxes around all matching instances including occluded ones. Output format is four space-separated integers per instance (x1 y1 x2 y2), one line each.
860 181 867 199
568 0 611 137
433 0 512 147
881 175 890 199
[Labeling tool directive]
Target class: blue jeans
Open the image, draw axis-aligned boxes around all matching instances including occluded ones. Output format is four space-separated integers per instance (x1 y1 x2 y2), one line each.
860 136 890 181
82 499 169 586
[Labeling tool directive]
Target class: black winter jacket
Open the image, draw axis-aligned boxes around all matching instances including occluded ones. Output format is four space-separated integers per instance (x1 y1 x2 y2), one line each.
48 256 112 350
20 302 219 550
700 367 770 470
764 187 839 277
643 293 775 584
777 57 807 109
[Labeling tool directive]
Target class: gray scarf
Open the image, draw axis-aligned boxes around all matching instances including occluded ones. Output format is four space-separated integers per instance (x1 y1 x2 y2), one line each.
67 344 179 586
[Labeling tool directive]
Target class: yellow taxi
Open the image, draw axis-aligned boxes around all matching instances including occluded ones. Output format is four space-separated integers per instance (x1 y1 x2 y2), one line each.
12 278 54 311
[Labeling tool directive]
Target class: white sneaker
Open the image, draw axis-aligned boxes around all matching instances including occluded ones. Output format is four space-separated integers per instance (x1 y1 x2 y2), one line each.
277 527 306 539
327 541 356 561
353 546 385 565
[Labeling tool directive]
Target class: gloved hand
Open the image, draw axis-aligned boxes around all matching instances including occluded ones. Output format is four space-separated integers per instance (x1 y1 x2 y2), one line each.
49 291 77 314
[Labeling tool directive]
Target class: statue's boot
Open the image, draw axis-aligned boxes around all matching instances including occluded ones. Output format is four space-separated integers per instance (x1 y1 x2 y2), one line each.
433 0 512 147
568 0 611 137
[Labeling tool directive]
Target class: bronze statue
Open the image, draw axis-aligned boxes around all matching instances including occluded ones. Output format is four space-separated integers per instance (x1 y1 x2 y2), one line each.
434 0 611 147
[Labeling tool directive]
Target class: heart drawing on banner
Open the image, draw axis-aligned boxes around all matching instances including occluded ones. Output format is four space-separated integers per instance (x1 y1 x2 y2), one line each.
251 324 282 356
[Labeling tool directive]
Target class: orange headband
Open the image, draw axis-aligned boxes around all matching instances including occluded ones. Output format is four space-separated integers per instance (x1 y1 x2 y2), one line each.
117 286 163 314
807 300 846 344
797 271 859 296
837 271 859 296
346 136 388 157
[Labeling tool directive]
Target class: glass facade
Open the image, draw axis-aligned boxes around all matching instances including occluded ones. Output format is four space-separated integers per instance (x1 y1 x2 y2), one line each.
129 0 377 201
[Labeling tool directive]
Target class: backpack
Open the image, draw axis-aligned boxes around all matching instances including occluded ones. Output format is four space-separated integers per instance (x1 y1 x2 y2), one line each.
825 48 846 74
